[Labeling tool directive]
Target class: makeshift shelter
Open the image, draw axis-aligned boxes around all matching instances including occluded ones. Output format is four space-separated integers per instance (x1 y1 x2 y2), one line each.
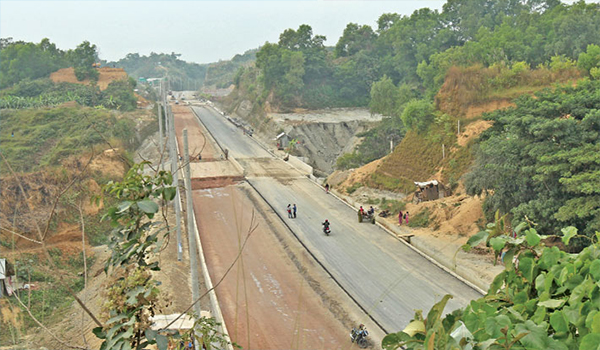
414 180 446 202
274 132 291 150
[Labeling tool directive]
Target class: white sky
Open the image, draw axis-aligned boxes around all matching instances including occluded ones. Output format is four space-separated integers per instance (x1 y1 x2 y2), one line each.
0 1 595 64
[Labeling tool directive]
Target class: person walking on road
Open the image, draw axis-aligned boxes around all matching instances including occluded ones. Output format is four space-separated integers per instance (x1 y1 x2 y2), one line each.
325 183 329 193
287 204 292 218
293 204 297 218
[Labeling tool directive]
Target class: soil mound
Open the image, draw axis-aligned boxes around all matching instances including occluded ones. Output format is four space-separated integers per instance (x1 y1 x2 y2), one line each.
50 67 128 90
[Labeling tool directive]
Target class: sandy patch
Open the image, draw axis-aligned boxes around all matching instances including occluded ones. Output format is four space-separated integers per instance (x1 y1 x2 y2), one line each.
457 119 493 147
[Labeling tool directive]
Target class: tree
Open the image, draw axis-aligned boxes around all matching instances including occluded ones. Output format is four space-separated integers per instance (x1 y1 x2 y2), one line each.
334 23 376 57
578 44 600 76
400 99 435 132
369 75 399 116
465 80 600 237
68 41 99 81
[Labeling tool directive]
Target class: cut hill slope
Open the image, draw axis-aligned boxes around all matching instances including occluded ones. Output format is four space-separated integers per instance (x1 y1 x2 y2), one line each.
50 67 128 90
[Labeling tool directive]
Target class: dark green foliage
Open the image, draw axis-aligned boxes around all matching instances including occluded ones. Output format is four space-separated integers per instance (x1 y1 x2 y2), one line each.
0 38 99 88
400 99 435 132
243 0 600 116
101 79 137 111
465 80 600 238
383 223 600 350
0 78 135 110
578 44 600 77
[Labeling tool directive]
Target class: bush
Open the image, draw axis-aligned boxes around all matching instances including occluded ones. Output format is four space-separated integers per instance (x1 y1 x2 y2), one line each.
346 182 363 194
336 151 362 170
400 99 435 133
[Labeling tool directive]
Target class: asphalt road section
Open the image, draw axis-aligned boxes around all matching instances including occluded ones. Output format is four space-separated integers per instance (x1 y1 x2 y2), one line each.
191 105 483 332
171 104 365 349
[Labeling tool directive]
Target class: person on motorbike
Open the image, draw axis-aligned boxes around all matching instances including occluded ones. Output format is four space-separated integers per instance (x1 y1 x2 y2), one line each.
368 206 375 215
322 219 330 233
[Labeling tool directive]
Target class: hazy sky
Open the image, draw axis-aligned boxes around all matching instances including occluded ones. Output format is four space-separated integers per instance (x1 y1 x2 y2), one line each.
0 1 594 64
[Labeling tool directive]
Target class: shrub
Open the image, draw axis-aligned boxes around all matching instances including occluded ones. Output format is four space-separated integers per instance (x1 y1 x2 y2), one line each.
400 99 435 133
336 151 362 170
346 182 363 194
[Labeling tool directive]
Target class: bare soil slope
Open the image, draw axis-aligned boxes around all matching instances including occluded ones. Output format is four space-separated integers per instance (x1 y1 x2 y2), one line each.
50 67 128 90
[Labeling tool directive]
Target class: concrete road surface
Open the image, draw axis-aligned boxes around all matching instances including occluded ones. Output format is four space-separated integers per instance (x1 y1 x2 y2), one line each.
191 105 483 333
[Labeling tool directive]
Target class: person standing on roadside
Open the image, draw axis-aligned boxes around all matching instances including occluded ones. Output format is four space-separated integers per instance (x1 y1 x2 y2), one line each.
325 183 330 193
287 204 292 218
293 204 297 218
399 210 403 225
405 211 409 224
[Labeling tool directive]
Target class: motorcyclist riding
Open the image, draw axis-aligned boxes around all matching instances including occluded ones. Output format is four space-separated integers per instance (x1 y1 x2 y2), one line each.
322 219 331 235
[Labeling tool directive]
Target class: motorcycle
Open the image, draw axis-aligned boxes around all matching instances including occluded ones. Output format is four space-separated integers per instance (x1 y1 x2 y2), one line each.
350 326 369 348
322 222 331 236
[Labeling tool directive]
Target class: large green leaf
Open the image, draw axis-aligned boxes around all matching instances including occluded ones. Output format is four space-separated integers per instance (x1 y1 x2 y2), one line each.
485 315 511 338
590 260 600 281
463 231 489 251
591 312 600 333
382 331 413 349
580 334 600 350
403 320 426 337
137 199 159 214
489 236 506 252
538 299 565 309
526 229 541 247
561 227 578 246
519 257 536 282
550 310 569 333
539 247 561 270
156 334 169 350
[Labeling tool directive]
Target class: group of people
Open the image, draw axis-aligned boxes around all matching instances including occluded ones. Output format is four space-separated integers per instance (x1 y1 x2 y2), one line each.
359 206 376 217
399 210 409 225
286 204 297 218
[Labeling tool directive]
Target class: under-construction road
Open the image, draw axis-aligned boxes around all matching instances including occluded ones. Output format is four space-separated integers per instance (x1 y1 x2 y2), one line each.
190 105 483 334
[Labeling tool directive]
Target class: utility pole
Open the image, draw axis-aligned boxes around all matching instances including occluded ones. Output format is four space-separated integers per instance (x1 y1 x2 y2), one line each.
183 129 202 320
157 83 164 170
170 106 183 261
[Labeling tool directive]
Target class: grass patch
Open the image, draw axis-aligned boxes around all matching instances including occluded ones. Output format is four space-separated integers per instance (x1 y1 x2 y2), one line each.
379 198 406 215
409 208 433 228
370 125 456 193
0 106 137 174
346 182 363 194
366 198 380 205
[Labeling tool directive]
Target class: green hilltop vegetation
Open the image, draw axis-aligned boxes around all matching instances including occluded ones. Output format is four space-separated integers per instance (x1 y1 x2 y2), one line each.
228 0 600 242
231 0 600 165
0 38 138 111
106 48 257 90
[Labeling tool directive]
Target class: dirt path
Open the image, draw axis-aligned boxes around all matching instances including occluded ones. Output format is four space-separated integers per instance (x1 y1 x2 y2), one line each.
193 179 352 350
172 103 220 160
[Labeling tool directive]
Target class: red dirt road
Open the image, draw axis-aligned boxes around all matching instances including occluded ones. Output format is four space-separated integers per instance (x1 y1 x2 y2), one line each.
193 185 351 350
172 103 220 160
